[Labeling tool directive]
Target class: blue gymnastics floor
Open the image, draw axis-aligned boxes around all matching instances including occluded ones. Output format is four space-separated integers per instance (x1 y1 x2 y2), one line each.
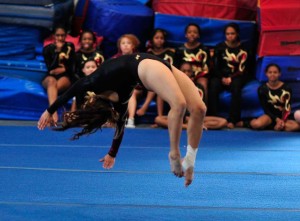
0 125 300 220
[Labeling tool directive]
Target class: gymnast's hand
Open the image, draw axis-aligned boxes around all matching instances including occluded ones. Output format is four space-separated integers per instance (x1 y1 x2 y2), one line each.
99 154 115 169
37 110 56 130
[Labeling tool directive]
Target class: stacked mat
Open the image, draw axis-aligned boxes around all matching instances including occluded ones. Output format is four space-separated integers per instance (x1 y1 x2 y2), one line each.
257 0 300 57
0 0 74 30
256 0 300 111
0 24 48 119
0 23 47 83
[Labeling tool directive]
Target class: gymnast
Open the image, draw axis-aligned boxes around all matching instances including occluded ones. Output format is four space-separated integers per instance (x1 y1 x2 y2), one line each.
37 53 206 187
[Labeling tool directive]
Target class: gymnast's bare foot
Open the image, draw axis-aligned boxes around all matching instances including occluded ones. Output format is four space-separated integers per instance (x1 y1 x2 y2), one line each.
184 166 194 187
168 152 183 177
182 155 195 187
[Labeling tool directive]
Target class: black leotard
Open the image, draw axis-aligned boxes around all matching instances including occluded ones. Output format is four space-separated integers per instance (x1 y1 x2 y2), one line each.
258 83 292 124
174 43 211 79
213 42 249 78
147 48 175 65
46 53 171 157
43 42 76 81
47 53 171 114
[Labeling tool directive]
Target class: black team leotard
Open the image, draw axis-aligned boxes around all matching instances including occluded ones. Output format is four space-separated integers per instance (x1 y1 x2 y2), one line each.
258 83 292 128
43 42 76 81
174 43 211 79
147 48 175 65
46 53 171 157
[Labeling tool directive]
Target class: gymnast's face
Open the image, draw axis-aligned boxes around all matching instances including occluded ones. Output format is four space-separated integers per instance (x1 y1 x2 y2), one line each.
180 63 194 79
225 27 238 43
81 32 94 50
119 37 134 55
82 61 97 76
152 31 165 49
185 25 200 43
266 65 281 82
54 28 66 45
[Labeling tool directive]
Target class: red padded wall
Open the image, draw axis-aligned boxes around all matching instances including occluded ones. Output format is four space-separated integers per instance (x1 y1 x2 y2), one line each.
258 30 300 57
259 1 300 31
152 0 257 21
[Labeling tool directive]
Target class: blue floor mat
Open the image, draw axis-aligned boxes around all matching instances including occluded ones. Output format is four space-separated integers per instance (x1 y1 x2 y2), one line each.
0 126 300 220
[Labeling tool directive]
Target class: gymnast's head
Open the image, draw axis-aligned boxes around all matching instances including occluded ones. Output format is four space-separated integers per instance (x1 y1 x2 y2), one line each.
54 92 119 140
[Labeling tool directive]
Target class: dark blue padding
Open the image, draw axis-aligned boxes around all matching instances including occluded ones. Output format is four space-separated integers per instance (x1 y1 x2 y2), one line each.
0 76 71 120
256 56 300 82
0 60 47 83
154 13 257 49
83 0 154 57
288 82 300 112
0 24 45 60
0 76 48 120
0 0 74 29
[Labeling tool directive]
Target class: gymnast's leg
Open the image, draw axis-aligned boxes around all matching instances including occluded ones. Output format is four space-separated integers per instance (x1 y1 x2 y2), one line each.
171 65 206 186
138 59 187 178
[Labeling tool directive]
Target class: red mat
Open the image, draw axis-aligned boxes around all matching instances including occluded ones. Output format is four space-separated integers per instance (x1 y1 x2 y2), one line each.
152 0 257 21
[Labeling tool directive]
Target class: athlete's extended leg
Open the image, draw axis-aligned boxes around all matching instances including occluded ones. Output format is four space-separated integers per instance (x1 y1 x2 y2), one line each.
138 59 187 178
171 65 207 186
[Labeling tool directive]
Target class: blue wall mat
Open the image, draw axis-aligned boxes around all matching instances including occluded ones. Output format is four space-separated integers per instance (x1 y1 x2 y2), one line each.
219 80 263 118
0 76 71 120
83 0 154 57
135 0 150 4
256 56 300 82
154 13 257 49
0 76 48 120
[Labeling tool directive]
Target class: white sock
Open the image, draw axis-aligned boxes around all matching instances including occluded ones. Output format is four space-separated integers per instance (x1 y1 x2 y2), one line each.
182 145 198 170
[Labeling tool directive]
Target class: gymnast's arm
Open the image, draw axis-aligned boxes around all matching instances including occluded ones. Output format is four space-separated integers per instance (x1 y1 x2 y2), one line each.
99 103 127 169
107 103 127 157
37 76 93 130
48 78 92 114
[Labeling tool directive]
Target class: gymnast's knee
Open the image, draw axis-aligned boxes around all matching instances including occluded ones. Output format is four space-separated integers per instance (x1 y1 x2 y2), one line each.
189 102 206 118
171 100 187 118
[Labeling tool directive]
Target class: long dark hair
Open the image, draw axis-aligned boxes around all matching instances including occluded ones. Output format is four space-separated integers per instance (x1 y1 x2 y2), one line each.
265 63 281 73
54 92 119 140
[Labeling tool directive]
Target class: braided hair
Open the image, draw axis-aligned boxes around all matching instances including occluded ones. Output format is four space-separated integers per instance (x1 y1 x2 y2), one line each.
54 92 119 140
